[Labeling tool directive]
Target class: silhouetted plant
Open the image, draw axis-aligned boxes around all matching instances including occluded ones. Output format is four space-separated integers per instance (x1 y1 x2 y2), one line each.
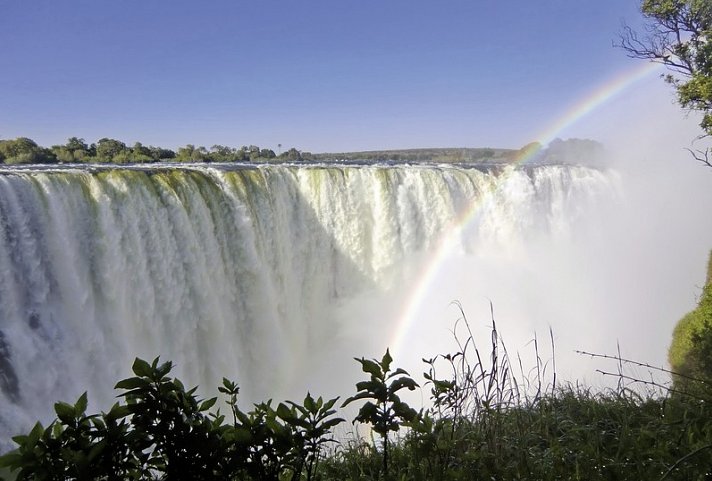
0 358 342 481
0 393 137 480
232 400 295 481
277 393 344 481
342 349 419 479
3 329 712 481
116 357 226 480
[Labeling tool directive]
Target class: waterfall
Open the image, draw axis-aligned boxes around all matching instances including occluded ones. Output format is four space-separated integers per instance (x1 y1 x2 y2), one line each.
0 163 617 448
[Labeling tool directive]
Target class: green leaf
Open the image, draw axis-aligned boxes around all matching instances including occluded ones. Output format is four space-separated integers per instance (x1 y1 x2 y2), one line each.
433 379 455 391
342 391 375 407
358 358 382 378
156 360 173 377
388 377 419 394
74 391 88 414
0 452 22 468
276 403 294 421
355 380 383 393
221 377 239 394
23 422 44 449
355 402 379 427
292 418 310 429
115 376 149 391
91 417 106 430
304 392 317 413
236 409 250 425
381 349 393 372
323 396 338 410
200 397 218 412
322 418 345 430
87 440 107 462
54 401 76 423
387 367 410 379
132 357 153 378
392 401 418 422
106 403 131 421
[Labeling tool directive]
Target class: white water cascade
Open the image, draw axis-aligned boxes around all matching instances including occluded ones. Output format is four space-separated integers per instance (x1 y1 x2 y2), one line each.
0 162 698 450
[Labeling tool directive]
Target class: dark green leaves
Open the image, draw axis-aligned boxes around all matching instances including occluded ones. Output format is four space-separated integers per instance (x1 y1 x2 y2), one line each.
131 357 153 377
619 0 712 157
54 401 76 423
200 397 218 412
343 349 420 478
114 376 149 390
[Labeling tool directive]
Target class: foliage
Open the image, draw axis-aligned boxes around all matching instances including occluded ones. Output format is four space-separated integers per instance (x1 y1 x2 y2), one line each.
669 250 712 392
2 323 712 480
342 349 419 479
175 144 206 162
277 394 345 480
0 137 56 164
2 135 607 166
281 148 302 162
619 0 712 165
307 147 515 164
50 137 92 162
1 136 304 165
0 357 344 481
95 138 129 163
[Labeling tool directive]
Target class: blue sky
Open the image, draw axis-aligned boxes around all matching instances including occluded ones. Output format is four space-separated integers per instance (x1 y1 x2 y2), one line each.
0 1 663 152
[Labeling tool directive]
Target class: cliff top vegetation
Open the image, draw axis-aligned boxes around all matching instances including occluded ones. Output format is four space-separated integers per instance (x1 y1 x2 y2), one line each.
0 136 605 168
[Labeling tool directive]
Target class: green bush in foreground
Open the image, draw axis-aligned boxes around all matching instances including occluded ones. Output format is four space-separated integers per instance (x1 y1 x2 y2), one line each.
669 251 712 393
342 349 419 479
2 318 712 480
0 358 344 481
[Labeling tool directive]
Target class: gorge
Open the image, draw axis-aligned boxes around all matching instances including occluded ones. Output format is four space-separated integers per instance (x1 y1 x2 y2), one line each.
0 161 709 451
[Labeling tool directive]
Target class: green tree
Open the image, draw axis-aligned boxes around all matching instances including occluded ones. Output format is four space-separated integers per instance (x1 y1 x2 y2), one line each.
247 145 261 162
51 137 92 162
0 137 56 164
95 138 128 163
234 147 249 162
148 146 176 161
176 144 209 162
619 0 712 165
209 144 237 162
284 148 302 161
259 148 276 159
130 142 153 162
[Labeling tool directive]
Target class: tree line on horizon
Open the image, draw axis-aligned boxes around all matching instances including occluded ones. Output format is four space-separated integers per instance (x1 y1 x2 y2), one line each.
1 135 612 168
0 136 310 165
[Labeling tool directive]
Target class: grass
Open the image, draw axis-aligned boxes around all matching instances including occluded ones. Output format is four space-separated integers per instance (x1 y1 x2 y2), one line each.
322 304 712 481
2 307 712 480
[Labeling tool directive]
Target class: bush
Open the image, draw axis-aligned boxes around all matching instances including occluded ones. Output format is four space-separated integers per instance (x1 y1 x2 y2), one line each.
669 251 712 391
3 318 712 480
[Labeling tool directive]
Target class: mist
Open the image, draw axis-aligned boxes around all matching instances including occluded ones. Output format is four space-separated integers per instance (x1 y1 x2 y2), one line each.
310 77 712 402
1 75 711 448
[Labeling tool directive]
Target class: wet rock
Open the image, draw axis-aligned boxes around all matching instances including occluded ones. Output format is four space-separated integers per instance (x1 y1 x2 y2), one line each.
0 331 20 403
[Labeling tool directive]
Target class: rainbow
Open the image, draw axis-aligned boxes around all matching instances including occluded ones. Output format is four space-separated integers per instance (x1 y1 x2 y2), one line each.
389 61 664 358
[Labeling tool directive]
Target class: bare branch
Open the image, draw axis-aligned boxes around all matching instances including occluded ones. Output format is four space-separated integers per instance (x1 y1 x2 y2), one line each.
685 147 712 168
617 2 712 167
576 349 712 387
595 370 709 401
